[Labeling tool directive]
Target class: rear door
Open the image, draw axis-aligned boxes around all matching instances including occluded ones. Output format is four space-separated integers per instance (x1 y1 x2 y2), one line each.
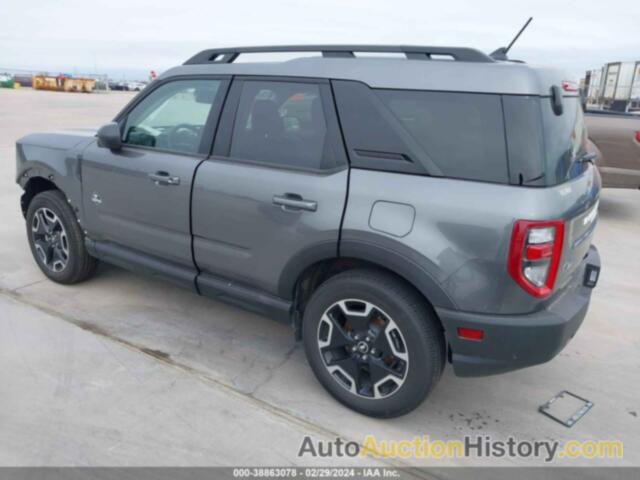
192 77 348 300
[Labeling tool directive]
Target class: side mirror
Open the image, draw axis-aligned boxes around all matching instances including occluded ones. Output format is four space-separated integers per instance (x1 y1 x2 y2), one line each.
97 122 122 151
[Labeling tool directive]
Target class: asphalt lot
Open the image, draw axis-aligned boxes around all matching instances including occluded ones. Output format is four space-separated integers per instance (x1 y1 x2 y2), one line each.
0 88 638 468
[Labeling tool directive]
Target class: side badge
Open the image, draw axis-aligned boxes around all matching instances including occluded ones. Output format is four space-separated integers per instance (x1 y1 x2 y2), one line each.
91 192 102 205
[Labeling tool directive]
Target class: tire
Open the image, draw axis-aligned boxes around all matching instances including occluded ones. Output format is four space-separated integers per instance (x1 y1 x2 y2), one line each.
26 190 98 284
302 269 445 418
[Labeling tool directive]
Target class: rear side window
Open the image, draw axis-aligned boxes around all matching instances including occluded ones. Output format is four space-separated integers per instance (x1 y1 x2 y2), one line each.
378 89 509 183
229 81 336 170
333 81 510 183
332 81 429 175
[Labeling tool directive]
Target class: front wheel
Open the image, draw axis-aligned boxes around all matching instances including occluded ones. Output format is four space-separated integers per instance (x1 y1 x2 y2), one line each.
302 269 445 418
26 190 98 284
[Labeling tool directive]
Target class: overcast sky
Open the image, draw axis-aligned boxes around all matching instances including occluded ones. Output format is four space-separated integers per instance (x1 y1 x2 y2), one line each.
1 0 638 80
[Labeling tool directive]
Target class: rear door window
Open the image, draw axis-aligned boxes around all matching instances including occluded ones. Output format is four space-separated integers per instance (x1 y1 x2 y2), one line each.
229 80 338 170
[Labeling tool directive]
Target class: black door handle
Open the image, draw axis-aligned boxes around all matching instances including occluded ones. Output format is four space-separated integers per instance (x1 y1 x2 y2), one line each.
148 171 180 186
273 193 317 212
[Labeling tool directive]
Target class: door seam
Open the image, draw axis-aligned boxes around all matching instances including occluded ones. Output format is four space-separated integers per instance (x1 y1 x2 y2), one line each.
329 80 352 258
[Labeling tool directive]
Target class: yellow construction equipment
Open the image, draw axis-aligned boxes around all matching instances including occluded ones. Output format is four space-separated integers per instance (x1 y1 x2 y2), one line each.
33 75 96 93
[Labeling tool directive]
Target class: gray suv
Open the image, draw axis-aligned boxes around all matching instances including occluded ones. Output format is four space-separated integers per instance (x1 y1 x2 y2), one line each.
15 45 601 417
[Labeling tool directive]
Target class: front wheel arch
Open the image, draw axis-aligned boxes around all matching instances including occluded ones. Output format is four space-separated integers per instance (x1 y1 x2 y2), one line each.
20 176 59 217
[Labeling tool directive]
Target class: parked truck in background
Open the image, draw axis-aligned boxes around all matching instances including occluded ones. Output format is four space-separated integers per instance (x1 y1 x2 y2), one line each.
585 67 604 106
586 110 640 189
588 61 640 112
582 61 640 188
629 62 640 113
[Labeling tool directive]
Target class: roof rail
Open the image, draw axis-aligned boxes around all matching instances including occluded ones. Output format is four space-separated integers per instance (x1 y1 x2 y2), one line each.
183 45 495 65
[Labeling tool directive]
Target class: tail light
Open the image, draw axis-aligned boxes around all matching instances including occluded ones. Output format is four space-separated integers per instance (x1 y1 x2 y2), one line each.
508 220 565 298
635 131 640 144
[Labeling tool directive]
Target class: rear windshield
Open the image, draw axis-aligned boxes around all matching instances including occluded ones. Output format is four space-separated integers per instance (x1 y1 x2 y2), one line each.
540 96 588 185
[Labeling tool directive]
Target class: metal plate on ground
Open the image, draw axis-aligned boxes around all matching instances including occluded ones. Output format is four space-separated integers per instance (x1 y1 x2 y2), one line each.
539 390 593 427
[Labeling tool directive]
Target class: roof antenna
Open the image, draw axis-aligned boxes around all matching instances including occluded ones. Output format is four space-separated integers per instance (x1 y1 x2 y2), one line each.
490 17 533 61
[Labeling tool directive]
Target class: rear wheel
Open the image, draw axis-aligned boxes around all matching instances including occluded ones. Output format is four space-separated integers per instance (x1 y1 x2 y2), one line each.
26 190 98 284
302 269 445 418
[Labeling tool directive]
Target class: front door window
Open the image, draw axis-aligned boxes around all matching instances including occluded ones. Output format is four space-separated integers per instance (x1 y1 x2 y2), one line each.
123 79 222 154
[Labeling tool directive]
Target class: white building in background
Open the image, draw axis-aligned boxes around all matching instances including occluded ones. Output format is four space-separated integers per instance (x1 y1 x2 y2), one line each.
585 61 640 112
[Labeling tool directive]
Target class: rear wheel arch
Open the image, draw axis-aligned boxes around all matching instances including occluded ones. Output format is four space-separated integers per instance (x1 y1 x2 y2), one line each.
291 256 449 339
285 237 457 316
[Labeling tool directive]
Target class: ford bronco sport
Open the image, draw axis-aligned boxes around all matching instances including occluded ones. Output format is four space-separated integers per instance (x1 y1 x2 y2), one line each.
16 45 601 417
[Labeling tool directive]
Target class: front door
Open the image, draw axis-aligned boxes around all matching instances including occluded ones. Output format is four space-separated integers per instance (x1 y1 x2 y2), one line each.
81 78 228 287
192 78 349 300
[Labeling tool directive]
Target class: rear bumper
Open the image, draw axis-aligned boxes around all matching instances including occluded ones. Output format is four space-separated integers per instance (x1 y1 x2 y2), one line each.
436 245 601 377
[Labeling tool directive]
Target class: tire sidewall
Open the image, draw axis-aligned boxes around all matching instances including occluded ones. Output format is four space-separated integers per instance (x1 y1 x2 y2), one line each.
26 191 85 284
302 272 440 417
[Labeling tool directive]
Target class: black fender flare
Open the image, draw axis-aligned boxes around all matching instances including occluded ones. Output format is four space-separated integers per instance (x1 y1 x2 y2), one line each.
277 240 338 299
277 237 456 311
